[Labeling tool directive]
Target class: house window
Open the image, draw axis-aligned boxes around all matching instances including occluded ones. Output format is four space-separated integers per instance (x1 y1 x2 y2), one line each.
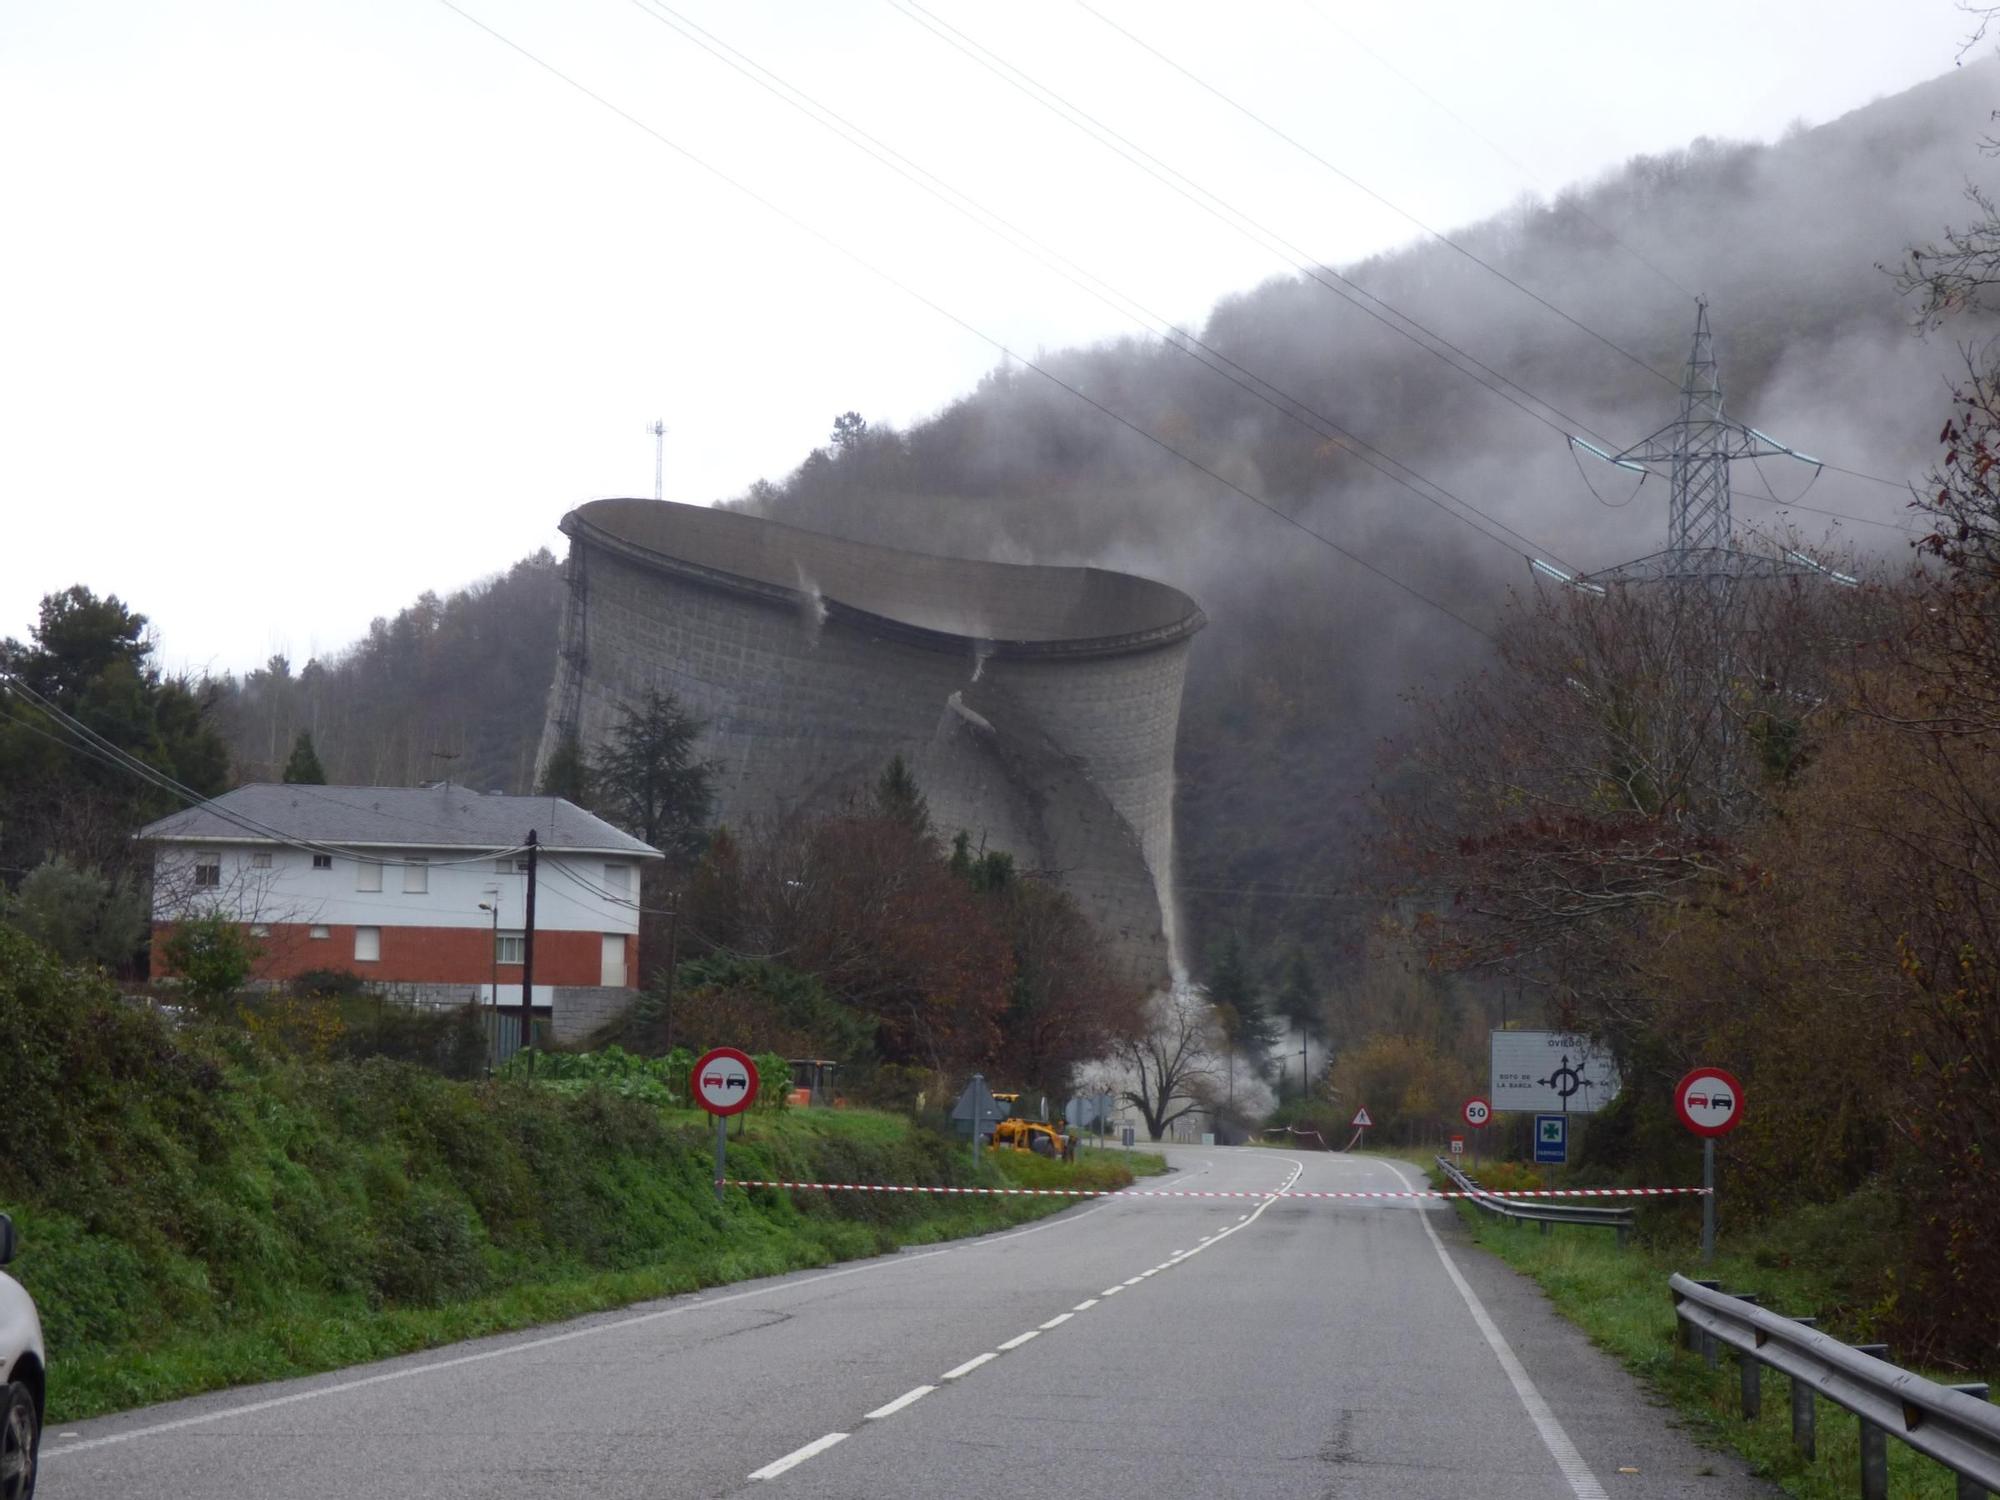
496 930 525 966
251 851 272 869
403 857 428 894
603 863 631 896
249 923 270 938
312 854 333 870
309 925 330 940
355 927 381 962
494 858 514 874
356 860 383 893
194 850 221 887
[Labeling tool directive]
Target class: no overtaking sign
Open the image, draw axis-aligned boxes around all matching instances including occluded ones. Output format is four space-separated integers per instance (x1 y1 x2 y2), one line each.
693 1047 759 1117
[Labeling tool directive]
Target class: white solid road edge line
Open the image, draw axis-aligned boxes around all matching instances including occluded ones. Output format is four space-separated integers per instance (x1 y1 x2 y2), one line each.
1382 1161 1609 1500
863 1385 935 1420
997 1329 1041 1350
940 1352 998 1380
748 1432 848 1481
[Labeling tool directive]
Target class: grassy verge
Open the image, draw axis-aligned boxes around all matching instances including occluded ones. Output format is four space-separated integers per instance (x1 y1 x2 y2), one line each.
29 1108 1133 1423
4 931 1176 1423
1446 1199 1997 1499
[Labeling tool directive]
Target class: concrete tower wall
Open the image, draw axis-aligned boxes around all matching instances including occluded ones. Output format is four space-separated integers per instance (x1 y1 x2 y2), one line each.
537 500 1204 990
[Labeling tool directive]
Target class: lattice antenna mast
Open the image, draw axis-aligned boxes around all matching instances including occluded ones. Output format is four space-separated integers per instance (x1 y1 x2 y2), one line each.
1565 299 1822 584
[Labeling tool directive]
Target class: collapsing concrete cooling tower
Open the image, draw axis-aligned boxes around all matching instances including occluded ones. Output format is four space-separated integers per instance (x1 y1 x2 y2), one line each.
537 498 1206 991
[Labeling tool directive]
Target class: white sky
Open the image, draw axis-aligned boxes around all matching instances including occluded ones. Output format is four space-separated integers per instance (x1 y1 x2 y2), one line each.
1 0 1977 676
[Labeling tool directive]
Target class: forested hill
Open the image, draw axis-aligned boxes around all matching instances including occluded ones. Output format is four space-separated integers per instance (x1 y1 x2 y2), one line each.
210 60 1997 980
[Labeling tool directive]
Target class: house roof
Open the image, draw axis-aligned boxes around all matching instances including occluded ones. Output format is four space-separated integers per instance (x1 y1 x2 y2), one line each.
137 783 661 858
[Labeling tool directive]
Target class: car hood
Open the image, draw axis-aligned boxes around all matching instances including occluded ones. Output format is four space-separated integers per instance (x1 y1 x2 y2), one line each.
0 1270 44 1375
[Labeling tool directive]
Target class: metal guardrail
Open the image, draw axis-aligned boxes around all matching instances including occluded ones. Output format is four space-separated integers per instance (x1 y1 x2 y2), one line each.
1433 1156 1636 1243
1671 1273 2000 1499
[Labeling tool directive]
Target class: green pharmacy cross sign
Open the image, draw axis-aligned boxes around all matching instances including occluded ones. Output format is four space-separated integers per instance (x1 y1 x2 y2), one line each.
1533 1113 1568 1165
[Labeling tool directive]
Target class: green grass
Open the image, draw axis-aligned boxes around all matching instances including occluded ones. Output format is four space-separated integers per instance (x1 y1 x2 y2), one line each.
1448 1201 1997 1499
3 932 1162 1424
27 1109 1132 1423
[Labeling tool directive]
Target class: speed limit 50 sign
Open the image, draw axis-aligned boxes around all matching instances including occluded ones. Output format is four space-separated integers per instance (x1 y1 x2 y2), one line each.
1462 1097 1492 1129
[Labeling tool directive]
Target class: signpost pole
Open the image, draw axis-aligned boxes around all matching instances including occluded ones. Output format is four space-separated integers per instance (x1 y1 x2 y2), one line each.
691 1047 759 1208
1702 1138 1715 1263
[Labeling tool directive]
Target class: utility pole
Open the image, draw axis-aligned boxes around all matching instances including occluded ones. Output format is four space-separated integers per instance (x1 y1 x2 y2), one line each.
649 419 666 501
660 900 679 1053
520 830 539 1055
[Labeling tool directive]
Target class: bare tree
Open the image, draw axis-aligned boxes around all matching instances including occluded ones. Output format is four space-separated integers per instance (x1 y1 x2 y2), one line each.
1113 987 1221 1140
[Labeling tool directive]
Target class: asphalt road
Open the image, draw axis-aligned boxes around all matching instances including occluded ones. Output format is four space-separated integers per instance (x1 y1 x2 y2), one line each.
39 1146 1775 1498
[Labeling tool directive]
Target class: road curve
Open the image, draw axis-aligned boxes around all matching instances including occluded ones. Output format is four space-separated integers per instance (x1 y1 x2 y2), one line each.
38 1145 1774 1498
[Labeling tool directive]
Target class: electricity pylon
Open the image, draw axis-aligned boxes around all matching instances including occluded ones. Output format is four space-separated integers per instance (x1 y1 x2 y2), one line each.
1548 298 1840 587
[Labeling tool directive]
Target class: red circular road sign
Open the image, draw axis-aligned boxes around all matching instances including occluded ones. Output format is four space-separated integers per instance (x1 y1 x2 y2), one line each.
1462 1096 1492 1129
692 1047 760 1117
1673 1067 1744 1138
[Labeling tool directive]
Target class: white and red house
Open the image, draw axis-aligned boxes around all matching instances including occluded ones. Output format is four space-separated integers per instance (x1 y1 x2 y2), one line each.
140 783 661 1037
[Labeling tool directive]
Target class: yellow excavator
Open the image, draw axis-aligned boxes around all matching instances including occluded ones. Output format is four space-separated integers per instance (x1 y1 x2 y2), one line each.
990 1116 1069 1158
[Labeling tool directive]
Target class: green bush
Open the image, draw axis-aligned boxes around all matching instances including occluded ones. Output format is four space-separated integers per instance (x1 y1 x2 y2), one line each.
0 926 1137 1423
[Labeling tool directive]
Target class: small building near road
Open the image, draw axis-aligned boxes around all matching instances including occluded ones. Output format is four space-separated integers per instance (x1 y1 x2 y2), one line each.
139 783 661 1041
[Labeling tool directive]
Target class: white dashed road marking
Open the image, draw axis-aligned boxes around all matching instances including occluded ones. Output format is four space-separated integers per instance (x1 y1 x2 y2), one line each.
940 1353 996 1380
862 1387 933 1421
749 1432 847 1481
997 1330 1041 1351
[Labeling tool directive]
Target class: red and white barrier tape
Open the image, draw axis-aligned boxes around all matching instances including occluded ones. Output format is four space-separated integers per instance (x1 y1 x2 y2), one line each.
720 1179 1710 1200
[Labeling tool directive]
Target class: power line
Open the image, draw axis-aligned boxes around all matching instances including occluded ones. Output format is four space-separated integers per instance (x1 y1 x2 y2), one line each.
896 1 1922 520
436 0 1497 642
886 0 1618 451
1 675 531 868
1071 0 1682 392
1288 0 1697 301
620 0 1571 568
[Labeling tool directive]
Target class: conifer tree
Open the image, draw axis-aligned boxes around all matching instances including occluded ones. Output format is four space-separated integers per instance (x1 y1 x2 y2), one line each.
281 730 326 785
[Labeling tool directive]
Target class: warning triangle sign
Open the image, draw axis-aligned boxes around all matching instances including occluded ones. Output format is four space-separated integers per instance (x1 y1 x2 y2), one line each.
1351 1107 1373 1128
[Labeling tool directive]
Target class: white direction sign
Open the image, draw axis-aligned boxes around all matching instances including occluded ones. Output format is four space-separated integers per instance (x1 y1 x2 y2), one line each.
1350 1107 1373 1128
1490 1031 1622 1114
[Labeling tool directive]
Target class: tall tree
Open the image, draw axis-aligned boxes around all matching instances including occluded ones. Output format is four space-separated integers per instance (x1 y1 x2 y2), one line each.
1275 945 1325 1041
281 730 327 785
537 733 589 802
875 754 931 835
0 586 230 883
1114 988 1221 1140
1206 931 1278 1056
589 689 717 859
829 411 868 454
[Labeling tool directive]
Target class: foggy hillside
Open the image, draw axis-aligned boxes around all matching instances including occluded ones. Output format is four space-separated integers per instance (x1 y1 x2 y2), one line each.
212 61 1999 981
731 60 2000 976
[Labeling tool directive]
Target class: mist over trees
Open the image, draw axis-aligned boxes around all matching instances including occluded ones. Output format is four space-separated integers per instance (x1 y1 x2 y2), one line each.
724 63 1999 995
196 62 1999 1050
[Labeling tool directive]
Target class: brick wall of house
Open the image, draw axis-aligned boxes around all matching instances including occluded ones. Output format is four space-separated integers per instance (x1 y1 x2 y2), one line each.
152 921 611 988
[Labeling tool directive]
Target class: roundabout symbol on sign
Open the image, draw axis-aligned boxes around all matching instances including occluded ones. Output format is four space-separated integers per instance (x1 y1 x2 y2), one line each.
1462 1097 1491 1129
692 1047 760 1117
